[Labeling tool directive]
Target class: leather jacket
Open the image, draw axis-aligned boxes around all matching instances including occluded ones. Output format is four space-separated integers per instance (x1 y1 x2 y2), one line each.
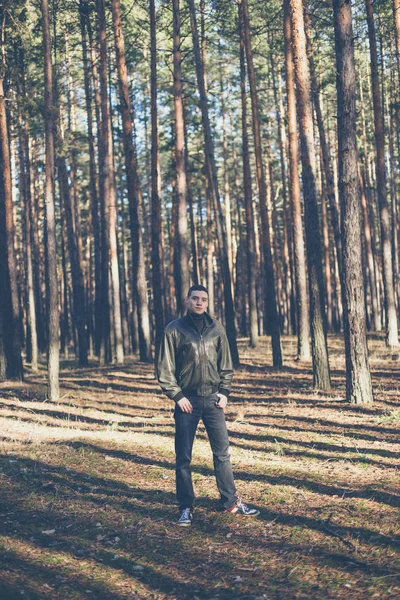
156 312 233 401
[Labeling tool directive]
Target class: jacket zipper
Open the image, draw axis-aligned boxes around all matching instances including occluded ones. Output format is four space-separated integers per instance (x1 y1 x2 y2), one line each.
200 333 206 396
188 313 209 396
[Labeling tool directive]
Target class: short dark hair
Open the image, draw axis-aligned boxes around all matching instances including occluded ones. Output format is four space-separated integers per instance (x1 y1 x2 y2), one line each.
187 284 208 297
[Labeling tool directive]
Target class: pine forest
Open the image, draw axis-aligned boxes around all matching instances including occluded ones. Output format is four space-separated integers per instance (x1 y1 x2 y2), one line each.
2 0 400 403
1 1 400 598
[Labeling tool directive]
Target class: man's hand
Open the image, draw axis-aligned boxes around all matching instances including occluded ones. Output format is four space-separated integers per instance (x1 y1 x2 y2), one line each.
215 393 228 409
177 397 193 413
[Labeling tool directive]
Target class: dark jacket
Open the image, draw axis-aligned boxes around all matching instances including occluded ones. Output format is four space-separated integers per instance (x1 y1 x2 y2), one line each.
156 312 233 402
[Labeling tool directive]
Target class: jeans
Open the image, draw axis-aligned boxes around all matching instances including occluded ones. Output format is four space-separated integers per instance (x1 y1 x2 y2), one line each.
174 393 238 511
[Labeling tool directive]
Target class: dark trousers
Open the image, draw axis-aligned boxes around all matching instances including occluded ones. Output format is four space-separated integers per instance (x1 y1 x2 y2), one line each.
174 394 238 511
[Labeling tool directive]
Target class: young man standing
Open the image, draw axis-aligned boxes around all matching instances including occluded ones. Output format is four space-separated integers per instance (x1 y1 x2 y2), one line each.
157 284 259 526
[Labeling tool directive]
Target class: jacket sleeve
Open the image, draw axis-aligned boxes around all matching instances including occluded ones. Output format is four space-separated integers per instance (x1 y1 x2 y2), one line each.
156 328 183 401
217 325 233 396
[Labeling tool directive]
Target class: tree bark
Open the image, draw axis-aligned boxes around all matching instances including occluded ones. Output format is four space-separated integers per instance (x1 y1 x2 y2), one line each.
53 39 88 368
183 103 200 285
394 0 400 86
289 0 331 389
358 76 382 332
0 14 24 380
219 66 234 285
56 143 88 367
18 99 38 371
30 140 46 353
0 95 24 379
304 6 342 280
111 0 152 361
41 0 59 399
273 57 294 335
199 5 214 316
96 0 124 364
333 0 373 404
238 1 258 348
0 146 23 380
365 0 399 346
359 166 380 332
79 0 102 357
149 0 165 356
240 0 282 367
283 0 310 360
187 0 239 365
172 0 190 313
320 163 333 331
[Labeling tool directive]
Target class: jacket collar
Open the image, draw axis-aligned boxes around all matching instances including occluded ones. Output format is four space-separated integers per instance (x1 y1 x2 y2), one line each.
185 311 213 330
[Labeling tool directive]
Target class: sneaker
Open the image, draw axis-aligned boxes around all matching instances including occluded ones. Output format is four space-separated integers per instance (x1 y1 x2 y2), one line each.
177 508 192 526
225 500 260 517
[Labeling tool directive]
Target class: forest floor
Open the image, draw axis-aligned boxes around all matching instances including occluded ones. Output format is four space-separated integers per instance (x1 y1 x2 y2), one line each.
0 335 399 600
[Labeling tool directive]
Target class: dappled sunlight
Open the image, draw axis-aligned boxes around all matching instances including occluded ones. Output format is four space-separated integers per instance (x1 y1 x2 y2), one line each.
0 336 399 599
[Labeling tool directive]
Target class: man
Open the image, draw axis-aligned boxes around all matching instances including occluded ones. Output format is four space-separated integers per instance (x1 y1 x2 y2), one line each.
157 284 259 526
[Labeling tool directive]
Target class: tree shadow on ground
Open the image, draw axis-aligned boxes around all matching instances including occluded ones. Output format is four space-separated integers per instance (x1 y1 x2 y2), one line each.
243 420 398 445
245 413 399 437
50 442 400 511
225 428 400 460
1 452 399 600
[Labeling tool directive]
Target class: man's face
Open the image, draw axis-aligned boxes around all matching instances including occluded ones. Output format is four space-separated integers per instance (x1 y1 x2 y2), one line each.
186 290 209 315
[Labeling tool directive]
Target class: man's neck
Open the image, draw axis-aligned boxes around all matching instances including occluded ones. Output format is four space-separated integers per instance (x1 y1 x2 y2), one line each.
188 311 205 320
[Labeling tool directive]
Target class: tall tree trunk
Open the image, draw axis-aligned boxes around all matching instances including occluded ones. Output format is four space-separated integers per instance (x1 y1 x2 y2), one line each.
41 0 59 399
333 0 373 404
320 166 333 331
365 0 399 346
289 0 331 389
0 301 6 379
79 0 102 357
394 0 400 89
219 66 234 285
240 0 282 367
149 0 165 355
206 178 215 315
95 1 110 363
111 0 152 361
54 44 88 367
199 5 214 314
183 104 200 285
393 0 400 188
238 1 258 348
96 0 124 364
65 35 84 276
0 142 23 380
117 208 131 356
359 166 380 331
358 77 382 331
187 0 239 365
172 0 190 312
273 57 294 335
18 99 38 371
387 49 399 310
30 140 46 353
227 93 244 299
283 0 310 360
0 20 23 379
56 144 88 367
304 7 343 280
61 210 70 357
